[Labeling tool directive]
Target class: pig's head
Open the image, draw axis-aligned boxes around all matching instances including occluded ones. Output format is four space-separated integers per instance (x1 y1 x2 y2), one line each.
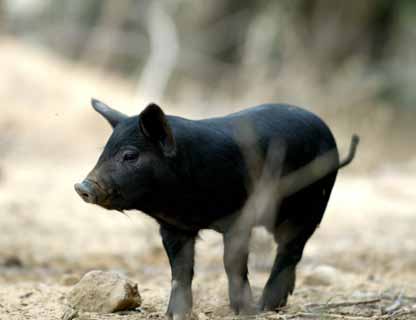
75 99 178 213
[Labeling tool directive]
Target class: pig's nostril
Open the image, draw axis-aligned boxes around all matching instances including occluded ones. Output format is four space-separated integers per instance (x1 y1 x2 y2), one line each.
74 182 96 203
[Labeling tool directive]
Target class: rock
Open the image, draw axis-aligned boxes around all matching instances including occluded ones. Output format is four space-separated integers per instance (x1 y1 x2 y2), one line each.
3 256 23 268
66 270 141 313
303 265 339 286
19 292 34 299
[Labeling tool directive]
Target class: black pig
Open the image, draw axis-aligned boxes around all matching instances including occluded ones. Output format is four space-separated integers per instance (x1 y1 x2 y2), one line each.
75 99 359 319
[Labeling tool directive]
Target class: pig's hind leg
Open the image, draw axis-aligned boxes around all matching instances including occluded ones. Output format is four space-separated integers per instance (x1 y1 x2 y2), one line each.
259 173 336 311
258 220 317 311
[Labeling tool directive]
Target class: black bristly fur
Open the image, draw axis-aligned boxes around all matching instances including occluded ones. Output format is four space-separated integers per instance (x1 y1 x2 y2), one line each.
78 101 359 318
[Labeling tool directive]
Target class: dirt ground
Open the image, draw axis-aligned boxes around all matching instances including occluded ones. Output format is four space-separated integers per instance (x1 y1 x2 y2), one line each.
0 39 416 320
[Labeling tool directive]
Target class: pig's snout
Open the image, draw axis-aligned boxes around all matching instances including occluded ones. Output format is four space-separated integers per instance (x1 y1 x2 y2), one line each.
74 180 98 204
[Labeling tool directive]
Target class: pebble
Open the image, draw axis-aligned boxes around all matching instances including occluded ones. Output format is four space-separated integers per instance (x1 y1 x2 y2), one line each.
303 264 340 286
3 256 23 268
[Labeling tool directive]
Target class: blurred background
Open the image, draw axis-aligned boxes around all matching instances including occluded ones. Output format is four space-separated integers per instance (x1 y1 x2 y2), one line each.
0 1 415 319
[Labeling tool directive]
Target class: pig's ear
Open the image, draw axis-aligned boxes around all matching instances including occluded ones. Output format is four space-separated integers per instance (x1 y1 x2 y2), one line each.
139 103 176 157
91 98 127 128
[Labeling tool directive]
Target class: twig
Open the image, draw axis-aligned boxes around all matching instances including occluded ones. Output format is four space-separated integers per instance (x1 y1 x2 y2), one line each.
388 307 416 319
305 298 381 311
285 312 376 319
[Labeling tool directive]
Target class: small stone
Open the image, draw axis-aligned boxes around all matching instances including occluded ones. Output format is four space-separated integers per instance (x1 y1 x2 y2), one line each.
66 270 141 313
19 292 33 299
303 265 339 286
4 256 23 268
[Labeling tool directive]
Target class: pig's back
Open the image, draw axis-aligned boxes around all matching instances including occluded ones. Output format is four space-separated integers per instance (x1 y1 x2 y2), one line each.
203 104 339 175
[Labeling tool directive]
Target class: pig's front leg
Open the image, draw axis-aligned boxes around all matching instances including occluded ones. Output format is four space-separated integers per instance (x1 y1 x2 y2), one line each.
223 228 255 315
160 224 196 320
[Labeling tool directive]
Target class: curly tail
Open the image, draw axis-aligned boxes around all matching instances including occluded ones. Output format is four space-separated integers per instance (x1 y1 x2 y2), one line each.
339 134 360 169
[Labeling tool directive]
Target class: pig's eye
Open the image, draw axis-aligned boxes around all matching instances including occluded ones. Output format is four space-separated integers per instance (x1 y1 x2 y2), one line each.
122 151 139 162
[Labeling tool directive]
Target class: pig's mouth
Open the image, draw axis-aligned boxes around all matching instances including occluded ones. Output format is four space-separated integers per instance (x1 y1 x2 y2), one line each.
74 179 123 210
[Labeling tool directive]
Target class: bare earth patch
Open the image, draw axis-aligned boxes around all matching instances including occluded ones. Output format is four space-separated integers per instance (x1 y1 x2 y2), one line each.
0 38 415 319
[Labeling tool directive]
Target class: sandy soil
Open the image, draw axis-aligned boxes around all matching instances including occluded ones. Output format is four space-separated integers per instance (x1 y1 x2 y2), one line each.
0 38 416 320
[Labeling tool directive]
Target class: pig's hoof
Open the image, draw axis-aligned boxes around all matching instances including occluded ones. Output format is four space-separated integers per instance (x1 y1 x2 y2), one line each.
237 304 257 316
229 284 255 315
166 312 193 320
231 300 257 315
258 295 288 312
